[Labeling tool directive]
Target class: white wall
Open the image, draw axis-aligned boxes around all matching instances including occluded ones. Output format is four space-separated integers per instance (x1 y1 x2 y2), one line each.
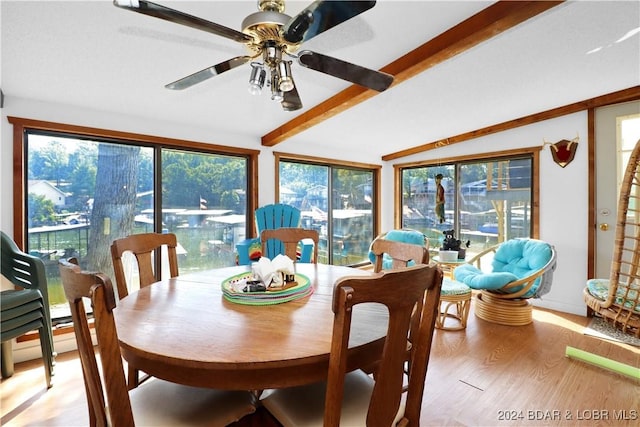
391 112 590 316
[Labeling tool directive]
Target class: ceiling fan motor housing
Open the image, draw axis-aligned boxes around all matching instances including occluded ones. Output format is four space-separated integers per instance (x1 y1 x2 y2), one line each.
241 10 299 56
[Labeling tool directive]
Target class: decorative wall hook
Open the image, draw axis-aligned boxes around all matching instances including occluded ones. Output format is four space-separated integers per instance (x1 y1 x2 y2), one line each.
543 135 579 168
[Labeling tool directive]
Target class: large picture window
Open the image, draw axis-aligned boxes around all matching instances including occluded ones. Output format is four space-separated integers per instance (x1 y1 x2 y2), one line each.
11 118 257 323
276 153 380 266
396 148 539 258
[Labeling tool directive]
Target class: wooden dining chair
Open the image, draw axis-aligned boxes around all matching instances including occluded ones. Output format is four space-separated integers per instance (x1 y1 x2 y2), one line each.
261 263 443 427
370 235 429 273
260 227 320 263
110 232 179 388
58 258 256 427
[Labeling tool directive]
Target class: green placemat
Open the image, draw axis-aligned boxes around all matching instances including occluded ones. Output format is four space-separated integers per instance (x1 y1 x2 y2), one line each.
221 272 312 305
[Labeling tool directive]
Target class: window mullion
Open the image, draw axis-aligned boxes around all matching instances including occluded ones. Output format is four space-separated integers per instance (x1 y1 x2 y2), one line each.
153 147 163 280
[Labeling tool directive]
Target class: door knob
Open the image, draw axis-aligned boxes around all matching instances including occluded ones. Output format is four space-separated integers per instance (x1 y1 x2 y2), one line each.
599 223 609 231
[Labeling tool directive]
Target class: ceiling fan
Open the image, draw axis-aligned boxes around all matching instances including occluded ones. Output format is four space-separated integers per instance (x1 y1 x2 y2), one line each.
114 0 394 111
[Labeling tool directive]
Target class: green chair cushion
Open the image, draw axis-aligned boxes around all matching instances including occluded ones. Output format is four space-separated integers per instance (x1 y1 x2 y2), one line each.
441 278 471 296
586 278 640 311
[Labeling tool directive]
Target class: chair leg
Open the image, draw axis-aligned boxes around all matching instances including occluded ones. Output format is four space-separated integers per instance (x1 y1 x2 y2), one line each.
38 326 54 388
40 309 57 368
436 292 472 331
128 366 140 390
1 340 14 378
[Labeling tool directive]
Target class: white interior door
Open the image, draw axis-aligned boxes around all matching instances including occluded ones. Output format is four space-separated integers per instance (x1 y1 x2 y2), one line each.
595 100 640 278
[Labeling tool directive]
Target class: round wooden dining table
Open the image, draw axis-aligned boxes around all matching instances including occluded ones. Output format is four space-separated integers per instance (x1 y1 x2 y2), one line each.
115 263 388 390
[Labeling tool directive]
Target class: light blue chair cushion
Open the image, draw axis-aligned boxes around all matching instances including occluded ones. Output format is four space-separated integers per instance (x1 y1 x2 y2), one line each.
492 239 551 276
454 264 518 290
368 229 427 269
453 239 554 297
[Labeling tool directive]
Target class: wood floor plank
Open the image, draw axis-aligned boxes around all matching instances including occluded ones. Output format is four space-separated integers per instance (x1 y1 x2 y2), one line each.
2 306 638 426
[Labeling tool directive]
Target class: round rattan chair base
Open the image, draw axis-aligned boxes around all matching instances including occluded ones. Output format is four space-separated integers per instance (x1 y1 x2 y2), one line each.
474 292 532 326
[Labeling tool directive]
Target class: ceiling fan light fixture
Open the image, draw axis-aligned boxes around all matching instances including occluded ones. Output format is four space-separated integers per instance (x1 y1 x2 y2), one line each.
114 0 139 8
278 60 294 92
270 73 283 101
248 62 266 95
263 41 282 68
271 89 284 102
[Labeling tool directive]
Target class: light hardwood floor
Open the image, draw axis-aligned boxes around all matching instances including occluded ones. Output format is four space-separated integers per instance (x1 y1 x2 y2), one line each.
2 305 639 426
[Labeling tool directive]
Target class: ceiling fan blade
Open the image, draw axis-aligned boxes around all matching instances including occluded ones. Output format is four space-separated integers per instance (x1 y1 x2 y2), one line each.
113 0 254 44
297 50 393 92
283 0 376 44
165 56 252 90
282 85 303 111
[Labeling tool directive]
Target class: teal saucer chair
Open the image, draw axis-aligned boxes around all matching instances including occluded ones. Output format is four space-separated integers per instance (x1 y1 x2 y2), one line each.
453 238 557 326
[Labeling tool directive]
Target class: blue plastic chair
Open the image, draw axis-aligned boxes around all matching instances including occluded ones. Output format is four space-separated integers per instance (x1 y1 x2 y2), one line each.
236 204 313 265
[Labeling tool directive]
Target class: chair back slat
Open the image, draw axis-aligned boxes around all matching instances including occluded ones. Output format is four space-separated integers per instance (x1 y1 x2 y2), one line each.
370 237 429 273
110 232 179 299
260 228 319 263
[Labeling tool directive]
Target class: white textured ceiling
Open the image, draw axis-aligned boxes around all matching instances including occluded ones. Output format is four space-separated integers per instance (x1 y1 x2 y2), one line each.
2 1 639 160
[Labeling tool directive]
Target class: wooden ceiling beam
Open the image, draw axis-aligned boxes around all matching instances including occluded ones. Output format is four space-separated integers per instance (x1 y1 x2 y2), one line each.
261 0 564 147
382 86 640 161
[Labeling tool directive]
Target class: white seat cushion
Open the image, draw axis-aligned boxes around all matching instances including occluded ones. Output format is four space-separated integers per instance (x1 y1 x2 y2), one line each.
128 378 255 426
261 370 404 427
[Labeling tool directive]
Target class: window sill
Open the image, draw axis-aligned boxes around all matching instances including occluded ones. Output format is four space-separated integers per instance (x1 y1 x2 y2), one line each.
16 321 92 343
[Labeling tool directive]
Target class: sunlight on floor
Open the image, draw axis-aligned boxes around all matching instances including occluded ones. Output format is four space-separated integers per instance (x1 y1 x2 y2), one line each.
533 308 640 354
1 352 88 427
532 308 587 333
